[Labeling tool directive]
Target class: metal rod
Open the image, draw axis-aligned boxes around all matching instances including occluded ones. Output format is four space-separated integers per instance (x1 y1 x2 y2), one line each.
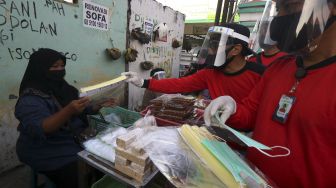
228 0 235 23
215 0 224 26
221 0 230 25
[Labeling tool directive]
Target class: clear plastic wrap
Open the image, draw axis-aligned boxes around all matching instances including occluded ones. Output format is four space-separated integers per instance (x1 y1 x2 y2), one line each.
130 125 276 188
178 125 277 188
84 114 157 163
137 127 226 188
85 114 276 187
144 94 199 125
149 94 195 108
133 110 157 128
83 127 127 162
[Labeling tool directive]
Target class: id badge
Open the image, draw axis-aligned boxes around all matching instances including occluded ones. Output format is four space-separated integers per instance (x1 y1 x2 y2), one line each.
273 94 296 124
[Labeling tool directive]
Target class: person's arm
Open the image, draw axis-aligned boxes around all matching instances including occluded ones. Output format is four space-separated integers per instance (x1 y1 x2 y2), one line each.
226 83 263 130
15 96 90 138
226 69 267 130
42 97 90 133
144 69 209 93
84 98 118 115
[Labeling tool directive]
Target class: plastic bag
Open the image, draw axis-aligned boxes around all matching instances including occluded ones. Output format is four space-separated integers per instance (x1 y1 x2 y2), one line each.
133 126 226 188
147 94 196 123
133 110 157 128
83 127 127 162
104 112 122 125
149 94 195 106
177 125 277 188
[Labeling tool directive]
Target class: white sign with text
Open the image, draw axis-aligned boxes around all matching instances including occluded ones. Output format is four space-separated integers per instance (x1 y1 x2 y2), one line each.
83 1 109 31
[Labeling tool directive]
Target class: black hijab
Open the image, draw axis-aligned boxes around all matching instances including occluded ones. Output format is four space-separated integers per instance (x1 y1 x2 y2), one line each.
19 48 79 107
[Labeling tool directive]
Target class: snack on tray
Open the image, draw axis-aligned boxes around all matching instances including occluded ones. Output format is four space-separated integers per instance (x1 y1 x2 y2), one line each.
115 130 156 182
156 114 186 121
160 109 193 117
171 96 195 106
149 98 164 106
164 101 192 111
147 95 196 123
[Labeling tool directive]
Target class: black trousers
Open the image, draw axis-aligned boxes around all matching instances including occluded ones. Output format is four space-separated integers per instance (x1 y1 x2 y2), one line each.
40 161 78 188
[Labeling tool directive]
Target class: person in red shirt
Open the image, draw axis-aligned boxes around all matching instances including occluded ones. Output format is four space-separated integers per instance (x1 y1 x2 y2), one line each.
122 23 264 103
204 0 336 187
248 48 287 67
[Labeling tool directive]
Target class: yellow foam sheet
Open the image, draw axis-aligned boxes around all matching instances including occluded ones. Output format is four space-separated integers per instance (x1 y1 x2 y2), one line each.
178 124 242 188
80 75 127 93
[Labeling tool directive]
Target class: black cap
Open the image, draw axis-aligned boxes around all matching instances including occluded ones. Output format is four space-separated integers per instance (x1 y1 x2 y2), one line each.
221 23 254 56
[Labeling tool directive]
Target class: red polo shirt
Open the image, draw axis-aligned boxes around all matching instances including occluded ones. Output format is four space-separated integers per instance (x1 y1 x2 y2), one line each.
248 51 288 67
228 55 336 188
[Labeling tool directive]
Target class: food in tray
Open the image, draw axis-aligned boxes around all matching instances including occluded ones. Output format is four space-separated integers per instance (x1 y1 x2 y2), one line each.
147 95 196 122
160 109 193 117
170 96 195 106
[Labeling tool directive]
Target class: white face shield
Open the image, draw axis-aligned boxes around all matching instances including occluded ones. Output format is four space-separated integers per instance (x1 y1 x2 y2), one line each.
152 71 165 80
198 26 250 67
250 0 278 52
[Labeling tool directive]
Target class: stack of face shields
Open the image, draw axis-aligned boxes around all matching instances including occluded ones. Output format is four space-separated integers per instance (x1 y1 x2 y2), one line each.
178 125 271 188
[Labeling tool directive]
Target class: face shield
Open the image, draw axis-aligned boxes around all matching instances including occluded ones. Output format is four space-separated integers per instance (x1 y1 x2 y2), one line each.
250 0 278 52
198 26 250 67
152 71 165 80
259 0 335 54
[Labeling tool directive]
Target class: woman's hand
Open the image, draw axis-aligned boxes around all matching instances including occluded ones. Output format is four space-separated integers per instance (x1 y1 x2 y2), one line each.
42 97 90 133
67 97 91 115
99 98 117 107
92 98 118 112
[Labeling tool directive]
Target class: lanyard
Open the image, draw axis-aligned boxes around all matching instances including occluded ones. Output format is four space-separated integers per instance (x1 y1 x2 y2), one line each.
273 56 306 124
289 56 307 94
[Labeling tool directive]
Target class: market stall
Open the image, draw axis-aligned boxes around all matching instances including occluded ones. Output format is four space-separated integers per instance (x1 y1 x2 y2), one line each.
78 94 277 188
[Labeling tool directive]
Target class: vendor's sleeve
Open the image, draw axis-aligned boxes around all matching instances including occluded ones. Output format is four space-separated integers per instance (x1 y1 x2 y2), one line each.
15 96 53 140
147 69 208 93
226 71 266 131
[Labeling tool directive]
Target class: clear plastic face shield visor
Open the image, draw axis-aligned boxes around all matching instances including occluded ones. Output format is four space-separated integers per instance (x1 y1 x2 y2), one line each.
250 0 278 52
152 71 165 80
254 0 336 54
198 26 250 67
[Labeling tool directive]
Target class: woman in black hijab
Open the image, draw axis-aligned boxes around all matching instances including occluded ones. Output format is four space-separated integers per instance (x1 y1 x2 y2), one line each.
15 48 102 188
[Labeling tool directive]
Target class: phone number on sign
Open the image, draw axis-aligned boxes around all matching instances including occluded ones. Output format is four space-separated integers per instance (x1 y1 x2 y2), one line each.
84 19 107 29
